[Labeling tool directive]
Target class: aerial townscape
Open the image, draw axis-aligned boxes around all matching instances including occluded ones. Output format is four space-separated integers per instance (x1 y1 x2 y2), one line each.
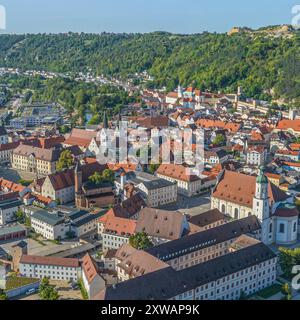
0 18 300 304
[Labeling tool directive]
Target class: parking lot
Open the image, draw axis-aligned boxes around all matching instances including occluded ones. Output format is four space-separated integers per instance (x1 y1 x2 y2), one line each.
19 280 83 300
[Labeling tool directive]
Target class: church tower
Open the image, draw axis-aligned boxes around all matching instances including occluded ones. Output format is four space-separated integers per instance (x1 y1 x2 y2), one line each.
252 166 273 244
177 85 183 99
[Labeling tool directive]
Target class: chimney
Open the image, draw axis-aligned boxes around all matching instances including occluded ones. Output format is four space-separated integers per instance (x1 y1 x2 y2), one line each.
74 162 82 193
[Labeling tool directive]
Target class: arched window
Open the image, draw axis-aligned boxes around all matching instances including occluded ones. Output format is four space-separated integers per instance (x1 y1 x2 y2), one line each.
234 208 239 219
221 204 226 213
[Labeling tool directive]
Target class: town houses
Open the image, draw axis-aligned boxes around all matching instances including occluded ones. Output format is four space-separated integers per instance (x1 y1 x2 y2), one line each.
1 82 300 303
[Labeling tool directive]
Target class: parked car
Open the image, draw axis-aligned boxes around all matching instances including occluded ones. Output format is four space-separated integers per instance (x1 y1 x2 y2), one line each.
25 288 36 295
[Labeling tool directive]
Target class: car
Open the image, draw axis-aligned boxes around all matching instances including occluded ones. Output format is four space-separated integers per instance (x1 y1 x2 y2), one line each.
25 288 36 295
70 282 79 290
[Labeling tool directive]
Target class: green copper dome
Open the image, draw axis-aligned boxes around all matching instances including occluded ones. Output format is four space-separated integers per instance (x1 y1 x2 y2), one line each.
256 166 268 184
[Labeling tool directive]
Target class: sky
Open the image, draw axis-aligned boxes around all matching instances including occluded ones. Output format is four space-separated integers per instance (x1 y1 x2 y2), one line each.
0 0 299 34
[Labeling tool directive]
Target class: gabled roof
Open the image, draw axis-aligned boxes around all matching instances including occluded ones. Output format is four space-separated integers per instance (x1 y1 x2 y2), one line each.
13 144 61 162
157 164 200 182
103 215 137 237
276 120 300 132
64 128 98 148
95 242 275 300
115 244 169 278
20 255 80 268
47 169 75 191
212 170 289 208
82 253 101 284
135 208 186 241
188 209 226 228
146 215 261 261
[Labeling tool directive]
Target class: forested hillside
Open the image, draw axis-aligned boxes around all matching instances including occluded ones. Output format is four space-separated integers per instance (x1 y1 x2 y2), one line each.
0 28 299 100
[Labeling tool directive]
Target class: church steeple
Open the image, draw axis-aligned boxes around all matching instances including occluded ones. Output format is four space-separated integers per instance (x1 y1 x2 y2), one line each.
177 85 183 99
103 111 109 129
255 166 268 200
253 165 271 244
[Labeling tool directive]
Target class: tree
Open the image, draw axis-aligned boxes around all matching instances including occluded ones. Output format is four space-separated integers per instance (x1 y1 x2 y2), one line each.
59 125 71 134
212 134 226 146
129 232 154 250
15 208 25 223
56 150 74 172
89 171 103 185
149 163 160 175
88 169 115 185
102 169 115 183
0 289 7 300
39 277 59 300
279 247 300 279
281 283 292 300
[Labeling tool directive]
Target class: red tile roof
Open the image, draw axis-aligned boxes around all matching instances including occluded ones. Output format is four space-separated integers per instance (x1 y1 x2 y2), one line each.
0 178 25 193
157 164 200 182
20 255 80 267
48 169 74 191
82 253 100 284
196 119 241 133
103 215 137 236
276 120 300 133
212 170 289 208
64 128 98 148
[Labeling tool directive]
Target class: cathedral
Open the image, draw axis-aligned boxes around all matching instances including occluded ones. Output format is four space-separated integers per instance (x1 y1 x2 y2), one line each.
211 168 299 245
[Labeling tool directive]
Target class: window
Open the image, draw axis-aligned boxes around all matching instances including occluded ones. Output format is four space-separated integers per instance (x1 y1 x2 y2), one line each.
221 204 226 213
234 208 239 219
293 222 297 233
279 223 285 234
269 223 273 233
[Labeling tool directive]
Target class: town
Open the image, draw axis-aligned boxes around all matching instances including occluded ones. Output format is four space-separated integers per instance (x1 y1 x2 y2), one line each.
0 78 299 302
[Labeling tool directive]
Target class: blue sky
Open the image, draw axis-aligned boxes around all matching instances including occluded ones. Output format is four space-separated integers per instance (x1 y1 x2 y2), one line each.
0 0 298 34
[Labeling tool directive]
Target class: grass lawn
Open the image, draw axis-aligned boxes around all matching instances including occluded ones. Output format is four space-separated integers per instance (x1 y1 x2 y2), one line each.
6 276 39 291
256 284 282 299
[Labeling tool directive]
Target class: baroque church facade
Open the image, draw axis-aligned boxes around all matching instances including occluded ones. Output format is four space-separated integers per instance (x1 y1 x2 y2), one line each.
211 168 299 245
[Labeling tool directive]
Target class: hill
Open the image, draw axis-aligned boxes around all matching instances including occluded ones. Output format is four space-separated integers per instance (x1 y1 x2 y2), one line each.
0 27 299 100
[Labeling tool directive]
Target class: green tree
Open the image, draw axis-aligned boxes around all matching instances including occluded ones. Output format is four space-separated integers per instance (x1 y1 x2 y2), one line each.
0 289 7 300
102 169 115 183
89 171 103 185
39 277 59 300
278 247 300 279
148 163 160 175
15 208 25 223
129 232 154 250
56 150 74 172
281 283 292 300
212 134 226 146
89 169 115 185
59 125 71 134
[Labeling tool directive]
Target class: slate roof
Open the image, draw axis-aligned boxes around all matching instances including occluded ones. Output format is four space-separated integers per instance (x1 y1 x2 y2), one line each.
145 215 261 261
